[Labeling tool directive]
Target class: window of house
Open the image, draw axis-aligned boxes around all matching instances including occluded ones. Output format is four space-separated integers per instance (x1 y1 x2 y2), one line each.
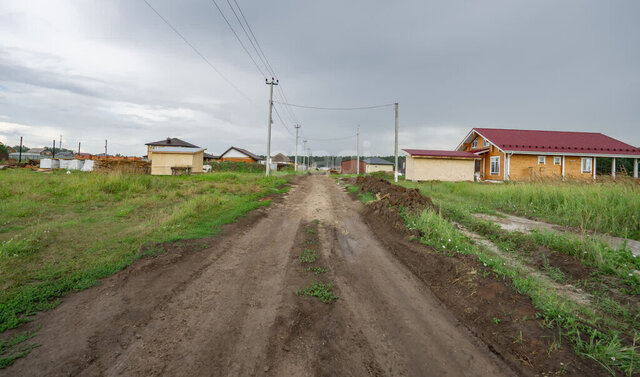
484 139 490 147
490 156 500 175
554 156 561 165
472 138 478 148
581 157 592 173
538 156 546 164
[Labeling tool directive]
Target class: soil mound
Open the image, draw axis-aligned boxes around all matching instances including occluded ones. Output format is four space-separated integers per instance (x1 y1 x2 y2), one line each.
355 176 435 210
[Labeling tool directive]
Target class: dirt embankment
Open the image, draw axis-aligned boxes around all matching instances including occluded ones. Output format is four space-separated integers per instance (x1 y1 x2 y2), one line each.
353 176 607 377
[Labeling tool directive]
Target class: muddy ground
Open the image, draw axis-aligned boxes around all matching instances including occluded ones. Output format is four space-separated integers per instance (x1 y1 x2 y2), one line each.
1 175 607 377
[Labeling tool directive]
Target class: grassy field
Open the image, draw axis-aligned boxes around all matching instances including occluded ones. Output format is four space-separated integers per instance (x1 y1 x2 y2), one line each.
400 179 640 240
351 176 640 375
0 169 286 338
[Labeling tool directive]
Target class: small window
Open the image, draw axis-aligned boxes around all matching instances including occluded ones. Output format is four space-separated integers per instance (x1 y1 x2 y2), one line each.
538 156 546 164
554 156 561 165
483 139 490 147
490 156 500 175
472 138 478 148
581 157 592 173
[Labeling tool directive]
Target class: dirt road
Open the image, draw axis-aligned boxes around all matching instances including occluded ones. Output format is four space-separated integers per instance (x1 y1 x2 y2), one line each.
4 175 517 376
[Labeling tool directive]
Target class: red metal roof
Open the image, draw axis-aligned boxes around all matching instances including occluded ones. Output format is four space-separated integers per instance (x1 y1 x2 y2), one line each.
403 149 481 159
473 128 640 156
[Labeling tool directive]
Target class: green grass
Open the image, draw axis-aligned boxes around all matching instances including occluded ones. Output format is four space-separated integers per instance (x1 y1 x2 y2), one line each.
398 179 640 240
0 330 39 368
306 266 328 275
0 169 286 334
300 249 318 264
403 208 640 375
296 282 338 303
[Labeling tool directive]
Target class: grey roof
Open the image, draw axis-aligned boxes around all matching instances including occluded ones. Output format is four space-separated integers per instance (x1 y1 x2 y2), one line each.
363 157 394 165
27 147 47 154
151 147 205 153
145 137 200 148
203 152 219 159
220 146 264 161
272 153 291 163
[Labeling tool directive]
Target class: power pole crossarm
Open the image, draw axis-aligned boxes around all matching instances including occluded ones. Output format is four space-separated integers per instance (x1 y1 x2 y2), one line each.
265 78 279 176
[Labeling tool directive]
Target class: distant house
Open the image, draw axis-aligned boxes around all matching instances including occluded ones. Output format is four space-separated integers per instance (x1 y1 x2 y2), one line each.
218 147 263 163
145 137 206 175
456 128 640 180
272 153 291 165
341 158 395 174
27 147 52 156
403 150 481 182
363 157 394 174
203 152 220 163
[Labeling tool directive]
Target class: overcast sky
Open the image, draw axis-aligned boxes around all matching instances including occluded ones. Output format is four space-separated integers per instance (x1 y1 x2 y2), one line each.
1 0 638 157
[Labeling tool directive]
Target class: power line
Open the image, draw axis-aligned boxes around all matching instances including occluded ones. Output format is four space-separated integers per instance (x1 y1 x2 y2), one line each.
272 105 296 138
229 0 300 124
209 0 266 78
304 134 357 142
142 0 255 105
273 101 396 111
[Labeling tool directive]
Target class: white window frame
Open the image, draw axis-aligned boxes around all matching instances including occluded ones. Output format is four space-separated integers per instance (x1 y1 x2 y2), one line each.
490 156 500 175
471 138 478 148
538 156 546 164
581 157 592 173
554 156 561 165
483 139 490 147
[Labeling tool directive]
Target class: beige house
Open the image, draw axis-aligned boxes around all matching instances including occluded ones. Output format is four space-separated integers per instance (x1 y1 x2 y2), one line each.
403 149 480 182
363 157 394 174
145 138 205 175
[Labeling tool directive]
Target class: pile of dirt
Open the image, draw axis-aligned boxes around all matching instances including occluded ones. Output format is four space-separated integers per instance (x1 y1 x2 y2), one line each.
355 176 436 209
94 159 150 174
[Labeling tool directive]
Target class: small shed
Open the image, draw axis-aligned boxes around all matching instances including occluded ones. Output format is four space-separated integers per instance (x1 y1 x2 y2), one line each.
149 147 206 176
363 157 394 174
341 159 366 174
404 149 481 182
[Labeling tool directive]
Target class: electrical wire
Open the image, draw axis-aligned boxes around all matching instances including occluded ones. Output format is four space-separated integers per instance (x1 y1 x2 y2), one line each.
272 101 395 110
209 0 267 78
142 0 256 105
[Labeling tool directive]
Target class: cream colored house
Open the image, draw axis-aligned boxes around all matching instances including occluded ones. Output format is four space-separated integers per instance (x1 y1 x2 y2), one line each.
149 147 205 175
363 157 394 174
404 149 480 182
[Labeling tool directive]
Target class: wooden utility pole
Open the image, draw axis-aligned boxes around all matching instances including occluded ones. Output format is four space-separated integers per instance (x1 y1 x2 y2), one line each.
356 125 360 175
78 142 81 154
52 139 56 158
265 78 279 176
394 102 399 182
303 139 308 170
18 136 22 163
105 140 108 156
294 124 301 172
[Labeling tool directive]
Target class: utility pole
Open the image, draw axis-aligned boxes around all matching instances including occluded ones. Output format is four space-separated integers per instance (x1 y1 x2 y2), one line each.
52 139 56 158
18 136 22 163
59 134 62 151
394 102 399 182
105 140 108 156
356 125 360 175
303 139 308 171
265 77 279 176
294 124 301 172
78 142 81 155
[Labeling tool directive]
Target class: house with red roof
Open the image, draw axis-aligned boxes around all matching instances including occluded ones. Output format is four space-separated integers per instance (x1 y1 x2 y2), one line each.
456 128 640 181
